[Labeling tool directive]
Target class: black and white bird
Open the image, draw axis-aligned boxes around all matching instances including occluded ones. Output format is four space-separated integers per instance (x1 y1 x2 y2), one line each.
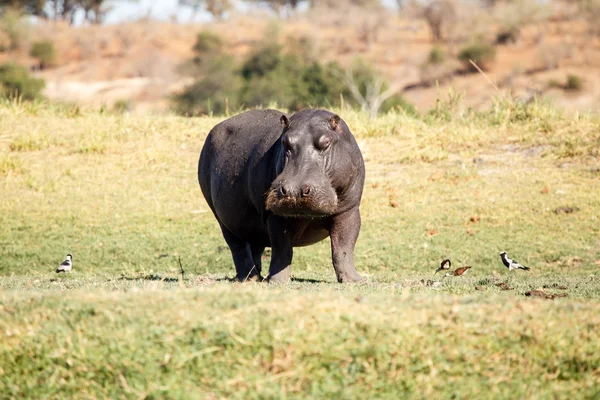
434 259 452 274
499 252 529 271
56 254 72 273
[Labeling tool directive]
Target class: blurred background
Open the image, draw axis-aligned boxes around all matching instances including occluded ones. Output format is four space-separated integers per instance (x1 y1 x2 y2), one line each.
0 0 599 116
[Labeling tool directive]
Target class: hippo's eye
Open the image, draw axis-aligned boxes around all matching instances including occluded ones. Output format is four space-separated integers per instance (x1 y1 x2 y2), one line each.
317 135 332 151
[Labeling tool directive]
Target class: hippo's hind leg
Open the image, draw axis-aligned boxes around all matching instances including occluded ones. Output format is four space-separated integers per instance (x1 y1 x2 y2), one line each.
219 224 261 282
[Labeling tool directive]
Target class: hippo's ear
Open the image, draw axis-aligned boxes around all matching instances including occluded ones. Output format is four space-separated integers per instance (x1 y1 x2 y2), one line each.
280 115 290 129
328 114 340 131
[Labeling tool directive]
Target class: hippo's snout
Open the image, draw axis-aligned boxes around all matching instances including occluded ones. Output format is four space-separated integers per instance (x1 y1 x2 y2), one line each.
266 179 337 218
278 182 312 199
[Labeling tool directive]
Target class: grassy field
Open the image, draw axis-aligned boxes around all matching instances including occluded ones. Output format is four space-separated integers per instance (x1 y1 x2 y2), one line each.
1 98 599 398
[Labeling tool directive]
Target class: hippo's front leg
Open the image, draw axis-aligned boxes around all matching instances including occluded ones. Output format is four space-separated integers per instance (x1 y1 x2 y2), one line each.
330 207 365 283
266 216 293 283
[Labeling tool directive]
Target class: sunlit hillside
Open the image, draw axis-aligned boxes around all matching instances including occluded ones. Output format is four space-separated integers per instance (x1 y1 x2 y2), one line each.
2 1 600 113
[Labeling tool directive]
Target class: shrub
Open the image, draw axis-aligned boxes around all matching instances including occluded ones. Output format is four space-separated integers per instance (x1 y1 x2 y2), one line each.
495 28 519 45
29 40 56 69
192 30 223 56
458 42 496 72
171 55 241 116
427 46 446 64
0 8 28 50
172 30 415 116
293 61 347 109
381 94 418 116
0 63 45 100
565 74 583 91
238 51 339 110
240 43 283 80
341 58 417 118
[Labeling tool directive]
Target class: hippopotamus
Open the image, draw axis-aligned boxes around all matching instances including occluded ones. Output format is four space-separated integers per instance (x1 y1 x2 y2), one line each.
198 109 365 283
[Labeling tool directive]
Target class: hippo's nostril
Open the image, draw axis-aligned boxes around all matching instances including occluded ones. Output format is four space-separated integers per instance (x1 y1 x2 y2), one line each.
301 185 311 197
279 186 288 197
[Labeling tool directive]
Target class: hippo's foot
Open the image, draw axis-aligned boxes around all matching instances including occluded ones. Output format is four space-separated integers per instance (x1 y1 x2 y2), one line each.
267 265 292 284
337 271 366 284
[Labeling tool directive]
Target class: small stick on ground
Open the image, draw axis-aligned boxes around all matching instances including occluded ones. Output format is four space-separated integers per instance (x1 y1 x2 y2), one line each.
243 265 258 283
178 256 185 284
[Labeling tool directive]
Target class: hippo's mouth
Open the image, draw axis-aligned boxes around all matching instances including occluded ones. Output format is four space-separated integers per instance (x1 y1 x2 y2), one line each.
265 188 338 218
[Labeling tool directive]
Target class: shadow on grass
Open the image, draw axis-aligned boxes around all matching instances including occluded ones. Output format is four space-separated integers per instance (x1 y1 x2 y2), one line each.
211 276 331 284
291 277 330 284
214 276 238 282
118 274 180 283
114 274 331 285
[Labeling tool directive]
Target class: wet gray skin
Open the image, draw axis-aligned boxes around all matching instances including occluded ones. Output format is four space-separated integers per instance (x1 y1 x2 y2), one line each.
198 109 365 283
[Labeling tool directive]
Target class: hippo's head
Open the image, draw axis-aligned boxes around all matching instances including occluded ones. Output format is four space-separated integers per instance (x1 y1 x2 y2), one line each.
265 109 364 218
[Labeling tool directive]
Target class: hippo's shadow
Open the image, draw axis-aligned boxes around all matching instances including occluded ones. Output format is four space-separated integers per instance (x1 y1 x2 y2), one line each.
117 274 180 283
214 276 238 282
291 277 330 284
213 276 330 284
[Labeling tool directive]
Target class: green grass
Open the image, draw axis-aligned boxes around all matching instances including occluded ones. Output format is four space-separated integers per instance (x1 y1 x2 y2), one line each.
1 288 599 398
0 99 599 397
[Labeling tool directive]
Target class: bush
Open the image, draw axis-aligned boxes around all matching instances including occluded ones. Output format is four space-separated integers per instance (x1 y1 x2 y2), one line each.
458 42 496 72
495 28 519 45
29 40 56 69
240 43 283 80
0 8 29 50
381 94 418 116
238 50 348 110
172 29 416 116
192 30 223 56
565 74 583 91
293 61 348 109
427 46 446 64
171 55 241 116
0 63 45 100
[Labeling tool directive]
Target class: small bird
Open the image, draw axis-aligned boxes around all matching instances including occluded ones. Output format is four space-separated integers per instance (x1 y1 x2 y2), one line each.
56 254 72 273
434 259 452 274
499 252 530 271
445 266 471 277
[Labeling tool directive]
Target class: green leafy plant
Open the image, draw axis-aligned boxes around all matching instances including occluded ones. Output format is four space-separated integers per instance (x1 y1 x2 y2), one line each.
0 63 45 100
427 46 447 65
565 74 583 91
29 40 56 69
458 42 496 72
